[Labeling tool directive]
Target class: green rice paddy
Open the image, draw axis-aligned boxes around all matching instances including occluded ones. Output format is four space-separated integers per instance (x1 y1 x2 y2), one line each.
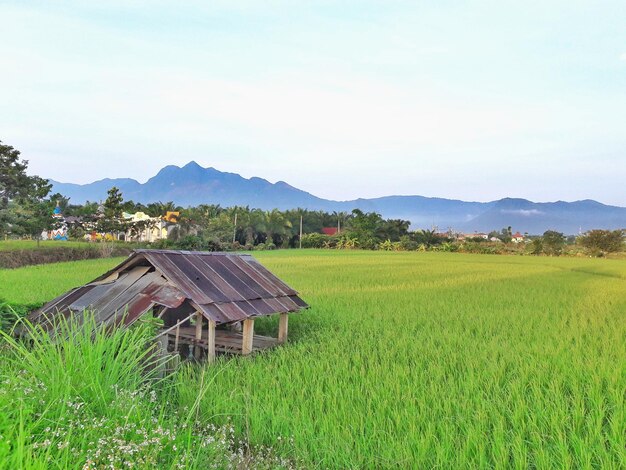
1 250 625 468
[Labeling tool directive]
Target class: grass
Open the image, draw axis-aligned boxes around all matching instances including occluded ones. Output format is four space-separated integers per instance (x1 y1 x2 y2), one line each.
0 240 95 251
1 250 625 468
0 257 123 305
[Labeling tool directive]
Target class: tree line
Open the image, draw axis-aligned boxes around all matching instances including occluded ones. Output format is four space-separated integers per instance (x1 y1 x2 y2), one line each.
1 140 624 256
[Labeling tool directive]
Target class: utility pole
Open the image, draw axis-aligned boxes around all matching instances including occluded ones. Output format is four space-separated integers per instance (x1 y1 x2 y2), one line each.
337 217 341 234
232 213 237 245
299 215 303 249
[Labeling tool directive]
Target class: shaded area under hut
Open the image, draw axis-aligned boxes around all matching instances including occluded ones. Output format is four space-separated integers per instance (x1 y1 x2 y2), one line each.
26 249 309 362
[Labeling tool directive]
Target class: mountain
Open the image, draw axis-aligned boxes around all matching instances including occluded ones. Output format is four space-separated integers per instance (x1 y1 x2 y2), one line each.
50 161 626 234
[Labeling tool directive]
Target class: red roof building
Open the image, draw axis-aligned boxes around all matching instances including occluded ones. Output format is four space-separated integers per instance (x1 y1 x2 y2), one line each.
321 227 338 236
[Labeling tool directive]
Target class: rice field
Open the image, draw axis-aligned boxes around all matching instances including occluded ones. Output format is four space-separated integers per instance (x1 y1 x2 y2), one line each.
1 250 625 468
0 240 94 251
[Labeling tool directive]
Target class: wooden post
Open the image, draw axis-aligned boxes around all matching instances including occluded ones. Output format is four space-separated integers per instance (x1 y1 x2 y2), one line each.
174 321 180 352
207 319 216 363
242 318 254 355
156 335 169 379
195 311 203 359
278 313 288 344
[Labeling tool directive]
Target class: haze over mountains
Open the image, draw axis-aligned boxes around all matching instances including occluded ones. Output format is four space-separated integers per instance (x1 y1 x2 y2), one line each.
50 161 626 235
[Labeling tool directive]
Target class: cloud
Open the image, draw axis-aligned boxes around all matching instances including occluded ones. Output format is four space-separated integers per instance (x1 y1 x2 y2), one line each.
501 209 545 216
620 52 626 61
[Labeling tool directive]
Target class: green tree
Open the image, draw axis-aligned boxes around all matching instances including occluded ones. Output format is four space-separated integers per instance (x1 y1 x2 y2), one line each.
499 226 513 243
97 187 127 236
0 141 52 238
145 201 181 218
205 212 235 245
264 209 292 247
413 228 445 247
529 237 543 255
345 209 385 249
542 230 565 256
579 229 625 256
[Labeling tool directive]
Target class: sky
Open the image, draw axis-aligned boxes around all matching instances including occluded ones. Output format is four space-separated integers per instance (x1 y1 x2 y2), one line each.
1 1 625 205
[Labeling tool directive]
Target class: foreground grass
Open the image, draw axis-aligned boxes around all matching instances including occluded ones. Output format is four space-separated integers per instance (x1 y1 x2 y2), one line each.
1 251 625 468
0 317 294 468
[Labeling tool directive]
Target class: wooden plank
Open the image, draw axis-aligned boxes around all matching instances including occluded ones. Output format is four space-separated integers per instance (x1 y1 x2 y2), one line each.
242 319 254 355
174 321 180 351
195 311 203 359
207 320 216 363
278 313 288 344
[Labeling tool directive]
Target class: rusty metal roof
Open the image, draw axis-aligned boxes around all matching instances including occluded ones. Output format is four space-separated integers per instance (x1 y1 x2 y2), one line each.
29 249 308 328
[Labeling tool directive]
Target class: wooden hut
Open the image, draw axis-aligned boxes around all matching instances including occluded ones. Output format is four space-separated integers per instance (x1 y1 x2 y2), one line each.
27 250 308 362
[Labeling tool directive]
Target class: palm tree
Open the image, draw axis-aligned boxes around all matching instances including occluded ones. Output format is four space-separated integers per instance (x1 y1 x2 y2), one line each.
265 209 292 246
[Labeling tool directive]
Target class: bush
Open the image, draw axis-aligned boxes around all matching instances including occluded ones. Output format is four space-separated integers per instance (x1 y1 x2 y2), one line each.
300 233 340 249
172 236 223 252
0 246 134 269
542 231 566 256
528 238 543 255
151 239 174 250
578 229 625 256
399 235 418 251
457 242 505 255
378 240 398 251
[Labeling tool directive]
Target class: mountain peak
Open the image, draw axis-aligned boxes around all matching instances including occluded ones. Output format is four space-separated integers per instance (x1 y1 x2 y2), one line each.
182 161 203 170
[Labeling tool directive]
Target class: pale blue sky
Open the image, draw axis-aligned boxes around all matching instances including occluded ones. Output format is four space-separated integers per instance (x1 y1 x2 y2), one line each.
1 1 625 204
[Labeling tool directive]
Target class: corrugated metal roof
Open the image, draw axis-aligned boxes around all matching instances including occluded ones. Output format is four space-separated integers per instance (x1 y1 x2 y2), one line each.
29 249 308 328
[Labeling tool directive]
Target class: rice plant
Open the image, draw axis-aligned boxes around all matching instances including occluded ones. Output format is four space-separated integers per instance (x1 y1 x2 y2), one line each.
0 250 625 468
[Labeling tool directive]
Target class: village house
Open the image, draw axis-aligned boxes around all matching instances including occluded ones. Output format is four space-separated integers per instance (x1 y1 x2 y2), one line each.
511 232 525 243
123 211 168 242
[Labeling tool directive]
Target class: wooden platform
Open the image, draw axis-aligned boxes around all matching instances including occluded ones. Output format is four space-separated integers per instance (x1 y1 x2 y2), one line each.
166 326 278 355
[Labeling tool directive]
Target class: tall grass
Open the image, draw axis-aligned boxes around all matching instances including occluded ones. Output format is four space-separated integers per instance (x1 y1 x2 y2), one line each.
0 251 625 468
183 251 626 468
0 316 297 469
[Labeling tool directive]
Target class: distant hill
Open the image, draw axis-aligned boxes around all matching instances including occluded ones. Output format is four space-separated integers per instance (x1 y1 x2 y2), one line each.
50 161 626 234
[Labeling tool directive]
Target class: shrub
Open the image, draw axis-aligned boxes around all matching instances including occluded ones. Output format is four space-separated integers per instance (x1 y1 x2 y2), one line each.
542 230 566 256
151 239 174 250
578 229 625 256
399 236 419 251
528 238 543 255
300 233 336 248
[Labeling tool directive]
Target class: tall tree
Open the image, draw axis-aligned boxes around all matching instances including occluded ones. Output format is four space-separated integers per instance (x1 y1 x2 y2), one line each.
0 141 52 238
97 187 127 236
265 209 292 246
542 230 566 256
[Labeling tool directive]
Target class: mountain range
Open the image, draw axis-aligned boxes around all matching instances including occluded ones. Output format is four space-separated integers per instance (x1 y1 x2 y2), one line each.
50 161 626 234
